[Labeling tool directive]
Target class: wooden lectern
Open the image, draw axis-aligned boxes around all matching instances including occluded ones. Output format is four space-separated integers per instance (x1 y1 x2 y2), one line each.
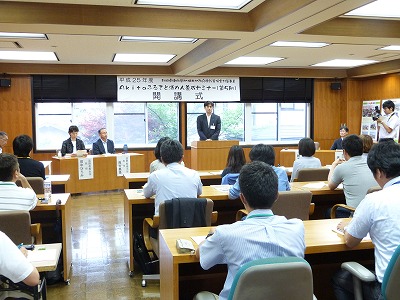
191 140 239 170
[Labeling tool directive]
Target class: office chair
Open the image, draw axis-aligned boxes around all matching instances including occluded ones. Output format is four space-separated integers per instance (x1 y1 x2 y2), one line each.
341 244 400 300
295 168 329 182
221 173 239 185
0 210 42 244
16 177 45 194
194 257 315 300
236 190 314 221
141 198 218 287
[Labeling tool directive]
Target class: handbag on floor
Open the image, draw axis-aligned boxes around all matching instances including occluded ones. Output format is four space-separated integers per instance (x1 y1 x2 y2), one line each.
133 232 158 275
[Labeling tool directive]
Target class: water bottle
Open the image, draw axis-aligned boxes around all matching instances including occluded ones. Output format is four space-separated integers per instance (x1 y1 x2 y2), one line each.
43 177 52 203
123 144 128 154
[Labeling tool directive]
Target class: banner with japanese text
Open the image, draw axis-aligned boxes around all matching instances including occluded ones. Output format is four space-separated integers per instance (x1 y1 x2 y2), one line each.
117 76 240 102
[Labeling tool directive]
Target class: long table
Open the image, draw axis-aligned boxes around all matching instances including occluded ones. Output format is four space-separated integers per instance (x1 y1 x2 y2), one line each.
52 153 145 193
159 219 374 300
30 193 72 283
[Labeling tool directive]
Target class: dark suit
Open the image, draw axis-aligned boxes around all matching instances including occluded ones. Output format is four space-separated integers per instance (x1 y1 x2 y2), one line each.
197 113 221 140
61 138 86 156
330 138 343 150
92 139 115 155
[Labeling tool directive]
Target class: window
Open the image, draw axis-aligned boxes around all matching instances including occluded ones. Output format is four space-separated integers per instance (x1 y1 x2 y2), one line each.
35 102 179 150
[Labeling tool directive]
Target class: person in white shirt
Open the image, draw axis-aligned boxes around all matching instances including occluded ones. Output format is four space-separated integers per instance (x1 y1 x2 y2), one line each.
377 100 400 141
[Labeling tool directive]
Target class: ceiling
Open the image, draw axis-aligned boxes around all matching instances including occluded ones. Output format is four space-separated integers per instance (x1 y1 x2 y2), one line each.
0 0 399 78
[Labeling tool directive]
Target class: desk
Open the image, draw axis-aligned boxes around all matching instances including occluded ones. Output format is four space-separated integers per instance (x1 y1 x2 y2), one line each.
52 153 145 193
28 243 62 272
159 219 374 300
30 193 72 283
191 140 239 170
124 186 242 275
48 174 70 193
124 170 222 189
40 160 52 175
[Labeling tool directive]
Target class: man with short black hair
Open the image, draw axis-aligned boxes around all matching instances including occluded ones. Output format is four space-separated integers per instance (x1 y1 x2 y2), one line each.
328 134 378 217
331 125 349 150
229 144 290 199
0 153 37 211
13 134 45 179
143 139 202 215
197 101 221 140
92 128 115 155
333 142 400 300
0 131 8 154
195 161 305 300
377 100 400 141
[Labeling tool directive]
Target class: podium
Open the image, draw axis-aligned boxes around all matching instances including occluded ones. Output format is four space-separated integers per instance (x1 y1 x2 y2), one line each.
191 140 239 170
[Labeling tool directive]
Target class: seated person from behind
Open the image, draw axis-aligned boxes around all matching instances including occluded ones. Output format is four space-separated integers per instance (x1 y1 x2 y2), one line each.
359 134 373 161
61 125 86 156
221 145 246 178
143 139 202 215
330 125 349 150
333 142 400 300
0 153 37 211
328 134 378 218
92 128 115 155
229 144 290 199
195 161 305 300
290 137 321 182
150 137 185 173
13 134 45 179
0 231 40 289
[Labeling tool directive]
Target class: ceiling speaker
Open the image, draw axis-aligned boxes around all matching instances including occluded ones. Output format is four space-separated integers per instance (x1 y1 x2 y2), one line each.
0 78 11 87
331 82 341 90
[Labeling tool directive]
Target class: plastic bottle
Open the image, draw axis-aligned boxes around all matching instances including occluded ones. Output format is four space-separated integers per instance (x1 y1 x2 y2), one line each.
123 144 128 154
43 177 52 203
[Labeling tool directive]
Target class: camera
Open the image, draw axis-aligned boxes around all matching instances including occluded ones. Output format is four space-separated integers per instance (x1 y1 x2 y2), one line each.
372 106 381 121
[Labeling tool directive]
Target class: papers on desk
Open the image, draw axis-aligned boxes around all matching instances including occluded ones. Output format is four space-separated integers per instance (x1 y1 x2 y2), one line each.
210 185 231 192
332 228 371 241
209 171 223 175
302 182 343 190
28 249 57 262
191 236 206 245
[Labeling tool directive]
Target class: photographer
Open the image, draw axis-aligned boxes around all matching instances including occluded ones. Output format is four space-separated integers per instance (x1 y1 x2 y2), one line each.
377 100 400 141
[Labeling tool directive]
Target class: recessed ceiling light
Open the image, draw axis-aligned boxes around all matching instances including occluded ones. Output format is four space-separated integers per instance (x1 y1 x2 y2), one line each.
312 59 377 67
270 41 329 48
120 36 197 43
135 0 252 10
0 32 47 39
379 45 400 51
225 56 284 65
113 53 176 63
0 51 57 61
345 0 400 18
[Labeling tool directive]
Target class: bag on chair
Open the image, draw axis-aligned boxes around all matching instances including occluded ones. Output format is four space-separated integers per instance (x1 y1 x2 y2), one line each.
133 232 157 275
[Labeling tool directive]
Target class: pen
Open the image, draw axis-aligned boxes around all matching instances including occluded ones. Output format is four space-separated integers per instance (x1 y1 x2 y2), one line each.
17 243 23 249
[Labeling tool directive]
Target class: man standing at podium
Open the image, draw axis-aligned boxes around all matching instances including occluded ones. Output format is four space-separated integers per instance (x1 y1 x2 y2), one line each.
197 101 221 140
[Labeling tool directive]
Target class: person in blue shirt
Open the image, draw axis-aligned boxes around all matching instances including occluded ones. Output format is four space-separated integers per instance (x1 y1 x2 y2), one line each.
228 144 290 199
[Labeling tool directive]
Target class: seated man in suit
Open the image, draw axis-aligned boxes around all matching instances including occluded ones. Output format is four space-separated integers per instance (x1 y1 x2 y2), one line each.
229 144 290 199
0 153 37 211
92 128 115 155
13 135 45 179
195 161 305 300
330 125 349 150
197 101 221 141
143 139 202 216
0 231 40 290
333 142 400 300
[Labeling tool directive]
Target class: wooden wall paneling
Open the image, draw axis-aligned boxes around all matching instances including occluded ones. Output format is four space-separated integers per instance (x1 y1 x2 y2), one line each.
345 79 363 136
0 75 32 154
362 74 400 100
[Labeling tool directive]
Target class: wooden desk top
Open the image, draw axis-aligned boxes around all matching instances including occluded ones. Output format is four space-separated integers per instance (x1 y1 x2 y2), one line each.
34 193 70 210
290 181 343 195
159 218 373 264
48 174 70 184
124 170 222 182
28 243 62 272
52 153 144 160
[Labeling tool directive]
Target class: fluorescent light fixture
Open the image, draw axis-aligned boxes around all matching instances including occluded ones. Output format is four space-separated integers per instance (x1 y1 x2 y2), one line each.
379 45 400 51
345 0 400 18
0 51 57 61
120 36 197 43
225 56 284 65
312 59 377 67
135 0 252 10
0 32 47 39
113 53 175 63
270 41 329 48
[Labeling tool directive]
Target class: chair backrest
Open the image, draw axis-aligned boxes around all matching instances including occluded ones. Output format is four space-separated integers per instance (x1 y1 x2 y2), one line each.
296 168 329 182
228 257 314 300
221 173 239 185
382 244 400 300
158 198 214 229
16 177 44 194
272 191 313 220
0 210 32 244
